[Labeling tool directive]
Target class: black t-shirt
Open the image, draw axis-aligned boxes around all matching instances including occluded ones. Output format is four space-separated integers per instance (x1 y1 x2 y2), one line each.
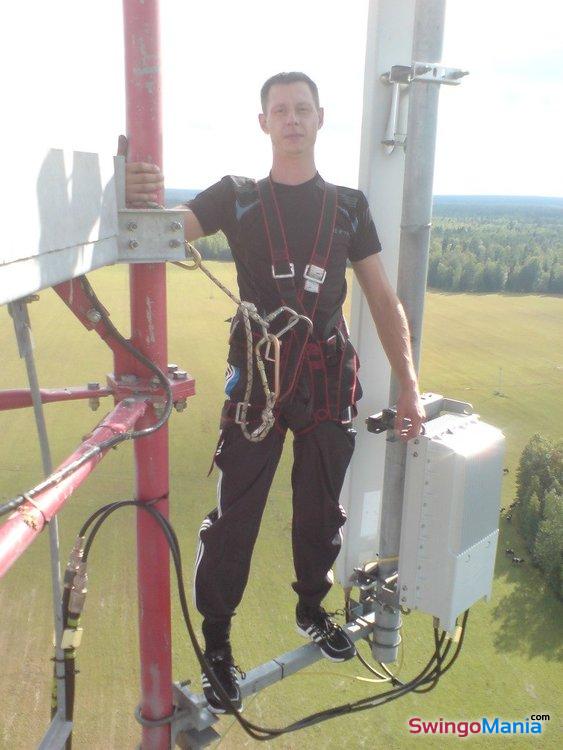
188 173 381 334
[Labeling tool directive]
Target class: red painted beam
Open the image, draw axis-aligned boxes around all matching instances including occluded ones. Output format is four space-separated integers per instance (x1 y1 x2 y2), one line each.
123 2 172 747
0 399 147 579
0 386 112 411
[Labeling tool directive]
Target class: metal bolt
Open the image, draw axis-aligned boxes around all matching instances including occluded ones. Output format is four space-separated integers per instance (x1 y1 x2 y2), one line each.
413 451 418 457
169 239 182 248
127 222 137 231
88 397 100 412
87 382 100 391
401 585 407 591
150 376 161 387
170 221 182 231
86 309 102 324
153 401 166 419
167 363 179 373
129 239 139 249
173 369 188 381
174 399 187 413
414 439 419 445
401 597 406 602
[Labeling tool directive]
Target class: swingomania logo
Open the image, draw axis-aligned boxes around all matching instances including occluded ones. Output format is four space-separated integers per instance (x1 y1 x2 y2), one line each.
408 714 551 737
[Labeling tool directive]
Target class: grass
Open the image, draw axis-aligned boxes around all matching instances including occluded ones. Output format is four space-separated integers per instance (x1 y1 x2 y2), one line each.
0 264 561 749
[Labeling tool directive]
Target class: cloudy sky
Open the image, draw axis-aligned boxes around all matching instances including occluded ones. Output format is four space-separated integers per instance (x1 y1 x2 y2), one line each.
8 0 563 197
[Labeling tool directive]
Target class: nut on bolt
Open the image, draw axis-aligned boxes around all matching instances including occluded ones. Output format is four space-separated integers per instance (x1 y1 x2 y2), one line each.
86 309 102 324
87 381 101 411
174 399 187 413
127 222 137 231
173 370 188 381
153 401 166 419
170 221 182 231
129 239 139 250
169 239 182 248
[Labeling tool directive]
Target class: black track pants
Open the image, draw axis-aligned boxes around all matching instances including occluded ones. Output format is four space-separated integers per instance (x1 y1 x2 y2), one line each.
193 418 355 621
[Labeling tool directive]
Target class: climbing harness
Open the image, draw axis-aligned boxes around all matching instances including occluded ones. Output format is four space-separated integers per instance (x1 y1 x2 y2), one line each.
174 175 361 439
173 242 312 441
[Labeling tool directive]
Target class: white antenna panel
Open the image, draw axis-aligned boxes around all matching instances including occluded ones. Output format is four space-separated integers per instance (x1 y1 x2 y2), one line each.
1 150 119 306
1 2 124 306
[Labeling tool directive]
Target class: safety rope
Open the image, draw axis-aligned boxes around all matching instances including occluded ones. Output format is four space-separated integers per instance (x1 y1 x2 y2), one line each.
173 242 312 442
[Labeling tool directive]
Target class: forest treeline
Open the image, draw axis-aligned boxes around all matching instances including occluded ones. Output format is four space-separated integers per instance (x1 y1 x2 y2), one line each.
514 434 562 599
167 191 563 295
429 197 563 294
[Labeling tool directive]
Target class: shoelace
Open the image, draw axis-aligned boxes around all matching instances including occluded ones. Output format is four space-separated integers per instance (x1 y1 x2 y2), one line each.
309 607 346 636
207 652 246 682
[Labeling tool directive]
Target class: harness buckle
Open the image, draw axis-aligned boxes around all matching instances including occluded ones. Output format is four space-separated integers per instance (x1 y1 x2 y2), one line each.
234 402 245 424
341 405 354 424
303 264 327 293
271 262 295 279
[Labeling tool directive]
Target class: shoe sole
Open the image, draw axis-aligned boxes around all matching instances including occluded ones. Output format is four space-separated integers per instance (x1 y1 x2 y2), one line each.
295 624 356 662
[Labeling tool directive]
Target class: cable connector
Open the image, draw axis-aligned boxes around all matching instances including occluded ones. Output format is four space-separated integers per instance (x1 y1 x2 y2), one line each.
61 626 84 650
63 536 86 588
69 562 88 615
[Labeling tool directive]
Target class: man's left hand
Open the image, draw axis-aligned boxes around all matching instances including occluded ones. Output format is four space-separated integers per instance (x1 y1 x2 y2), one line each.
395 385 425 442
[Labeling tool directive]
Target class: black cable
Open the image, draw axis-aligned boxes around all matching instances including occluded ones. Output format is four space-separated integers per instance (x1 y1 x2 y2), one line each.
67 498 470 742
0 276 173 519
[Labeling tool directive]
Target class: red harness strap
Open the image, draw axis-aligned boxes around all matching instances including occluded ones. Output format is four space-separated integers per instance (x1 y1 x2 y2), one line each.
257 176 338 408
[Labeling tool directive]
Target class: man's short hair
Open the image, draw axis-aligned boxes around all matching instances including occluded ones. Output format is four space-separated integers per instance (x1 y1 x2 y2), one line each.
260 72 320 112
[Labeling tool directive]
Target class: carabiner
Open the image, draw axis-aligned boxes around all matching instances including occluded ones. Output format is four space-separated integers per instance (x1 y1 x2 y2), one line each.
255 334 281 401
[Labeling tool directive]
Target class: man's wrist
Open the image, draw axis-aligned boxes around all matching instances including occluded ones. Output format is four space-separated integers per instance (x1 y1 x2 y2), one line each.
397 374 419 393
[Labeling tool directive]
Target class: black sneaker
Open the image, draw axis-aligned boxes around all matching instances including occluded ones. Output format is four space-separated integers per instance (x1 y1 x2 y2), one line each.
296 605 356 662
201 645 245 714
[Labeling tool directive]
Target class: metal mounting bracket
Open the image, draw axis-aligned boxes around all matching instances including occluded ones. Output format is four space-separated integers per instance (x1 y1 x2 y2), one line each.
380 63 468 152
381 62 468 87
411 62 469 86
114 155 189 264
117 209 188 263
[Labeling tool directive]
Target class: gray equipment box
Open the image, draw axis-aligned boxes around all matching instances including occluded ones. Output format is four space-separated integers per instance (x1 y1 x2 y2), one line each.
398 414 505 631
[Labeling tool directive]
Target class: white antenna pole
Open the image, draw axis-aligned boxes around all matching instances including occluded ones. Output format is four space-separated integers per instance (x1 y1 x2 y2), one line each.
339 0 456 662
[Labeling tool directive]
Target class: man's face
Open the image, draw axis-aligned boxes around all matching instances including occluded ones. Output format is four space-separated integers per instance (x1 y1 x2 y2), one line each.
259 82 324 157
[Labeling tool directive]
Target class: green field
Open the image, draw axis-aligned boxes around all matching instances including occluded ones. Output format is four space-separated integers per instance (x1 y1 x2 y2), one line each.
0 264 562 749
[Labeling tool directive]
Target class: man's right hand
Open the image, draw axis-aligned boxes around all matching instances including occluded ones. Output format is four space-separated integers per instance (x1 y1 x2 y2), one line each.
125 162 165 207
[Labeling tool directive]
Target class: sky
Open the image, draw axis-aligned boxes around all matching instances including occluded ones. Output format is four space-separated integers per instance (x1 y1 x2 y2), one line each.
7 0 563 197
159 0 563 196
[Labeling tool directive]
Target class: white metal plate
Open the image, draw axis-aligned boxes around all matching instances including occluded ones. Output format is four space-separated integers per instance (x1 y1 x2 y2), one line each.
2 0 124 306
1 148 119 306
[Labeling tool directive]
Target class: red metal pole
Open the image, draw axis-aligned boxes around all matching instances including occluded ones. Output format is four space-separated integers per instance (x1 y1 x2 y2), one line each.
0 399 147 578
122 3 172 748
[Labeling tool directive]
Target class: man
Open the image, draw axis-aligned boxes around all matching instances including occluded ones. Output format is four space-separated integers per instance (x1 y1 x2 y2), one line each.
126 72 424 714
